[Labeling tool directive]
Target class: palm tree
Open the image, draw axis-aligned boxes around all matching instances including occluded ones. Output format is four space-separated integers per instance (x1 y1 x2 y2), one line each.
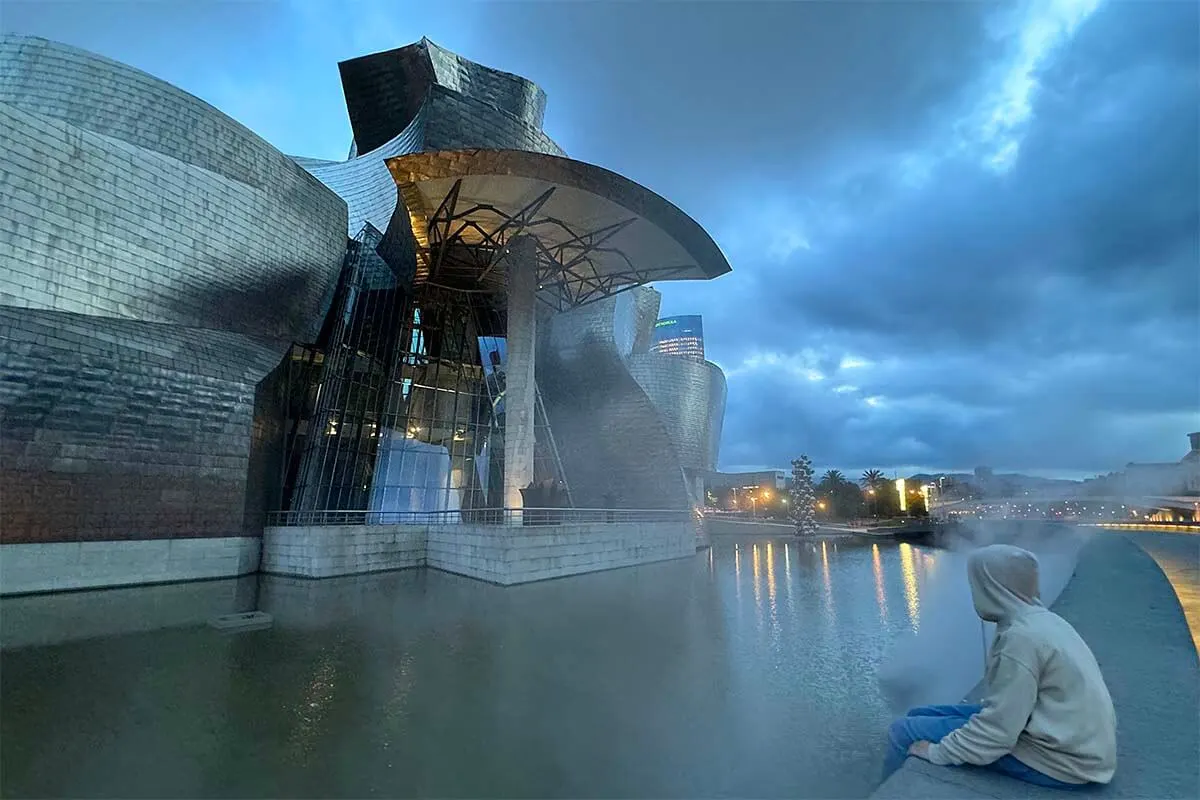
821 469 846 487
861 469 885 488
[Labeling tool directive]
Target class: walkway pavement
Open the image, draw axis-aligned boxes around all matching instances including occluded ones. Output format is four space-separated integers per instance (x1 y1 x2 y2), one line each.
872 533 1200 799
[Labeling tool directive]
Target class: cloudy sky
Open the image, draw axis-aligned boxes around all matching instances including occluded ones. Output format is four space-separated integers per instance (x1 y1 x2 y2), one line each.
6 0 1197 479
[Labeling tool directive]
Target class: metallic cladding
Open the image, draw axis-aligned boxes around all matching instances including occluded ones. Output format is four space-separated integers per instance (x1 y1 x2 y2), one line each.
0 35 348 544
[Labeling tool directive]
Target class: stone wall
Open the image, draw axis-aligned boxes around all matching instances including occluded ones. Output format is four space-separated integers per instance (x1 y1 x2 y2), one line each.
0 537 260 596
260 525 426 579
263 521 698 585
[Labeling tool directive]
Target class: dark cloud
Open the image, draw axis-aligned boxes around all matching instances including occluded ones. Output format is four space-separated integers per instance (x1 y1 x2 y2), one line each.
676 0 1200 474
5 0 1196 476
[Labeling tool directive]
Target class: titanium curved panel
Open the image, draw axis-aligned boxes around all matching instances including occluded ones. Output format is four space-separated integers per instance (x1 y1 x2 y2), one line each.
539 293 693 510
627 354 727 472
0 36 334 198
423 86 564 156
0 39 347 341
425 38 547 129
291 104 426 236
0 308 282 544
0 37 346 544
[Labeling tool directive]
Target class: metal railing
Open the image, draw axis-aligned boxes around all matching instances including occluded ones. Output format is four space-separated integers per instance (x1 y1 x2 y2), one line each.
266 507 696 528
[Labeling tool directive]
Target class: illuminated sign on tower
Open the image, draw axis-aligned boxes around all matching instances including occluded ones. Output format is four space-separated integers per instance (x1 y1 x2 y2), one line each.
650 315 705 360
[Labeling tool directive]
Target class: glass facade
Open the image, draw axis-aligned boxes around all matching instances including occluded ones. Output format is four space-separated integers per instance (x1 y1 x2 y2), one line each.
280 227 567 517
650 315 705 361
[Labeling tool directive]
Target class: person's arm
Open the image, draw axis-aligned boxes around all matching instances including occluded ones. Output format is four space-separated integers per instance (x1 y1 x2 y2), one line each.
923 651 1039 766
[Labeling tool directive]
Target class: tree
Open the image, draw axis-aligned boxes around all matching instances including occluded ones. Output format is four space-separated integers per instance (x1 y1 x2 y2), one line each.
861 469 885 488
820 469 846 488
815 469 863 519
789 455 818 536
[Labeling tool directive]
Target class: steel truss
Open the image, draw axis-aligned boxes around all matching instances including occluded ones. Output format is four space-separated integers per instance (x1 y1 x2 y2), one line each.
420 178 696 309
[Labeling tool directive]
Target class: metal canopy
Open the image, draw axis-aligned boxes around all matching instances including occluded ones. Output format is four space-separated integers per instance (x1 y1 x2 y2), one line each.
385 149 731 309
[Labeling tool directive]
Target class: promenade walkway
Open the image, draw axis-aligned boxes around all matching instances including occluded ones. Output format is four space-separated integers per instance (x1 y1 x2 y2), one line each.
872 534 1199 799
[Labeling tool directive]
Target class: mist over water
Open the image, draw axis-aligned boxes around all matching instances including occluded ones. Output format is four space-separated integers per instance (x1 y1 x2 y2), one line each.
877 522 1092 713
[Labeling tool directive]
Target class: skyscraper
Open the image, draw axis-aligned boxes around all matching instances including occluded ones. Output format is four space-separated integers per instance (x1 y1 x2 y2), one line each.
650 315 705 360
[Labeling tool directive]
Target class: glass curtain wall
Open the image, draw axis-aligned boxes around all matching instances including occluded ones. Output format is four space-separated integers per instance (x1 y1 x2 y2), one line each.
282 227 567 518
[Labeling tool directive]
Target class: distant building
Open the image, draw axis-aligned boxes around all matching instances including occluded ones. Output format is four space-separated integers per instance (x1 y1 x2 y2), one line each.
1086 432 1200 497
704 470 786 511
650 315 705 360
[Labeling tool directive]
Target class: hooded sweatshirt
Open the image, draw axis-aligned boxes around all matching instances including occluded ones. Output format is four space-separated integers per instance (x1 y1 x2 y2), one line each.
926 544 1117 785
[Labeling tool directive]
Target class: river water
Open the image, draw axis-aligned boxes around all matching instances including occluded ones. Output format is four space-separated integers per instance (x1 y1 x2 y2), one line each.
4 532 1194 799
1 537 938 799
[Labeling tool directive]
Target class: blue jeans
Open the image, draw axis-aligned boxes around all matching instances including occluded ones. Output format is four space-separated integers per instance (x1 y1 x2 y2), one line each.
884 704 1082 789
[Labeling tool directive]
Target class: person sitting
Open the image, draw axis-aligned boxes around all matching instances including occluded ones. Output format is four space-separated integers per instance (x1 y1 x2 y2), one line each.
883 543 1117 789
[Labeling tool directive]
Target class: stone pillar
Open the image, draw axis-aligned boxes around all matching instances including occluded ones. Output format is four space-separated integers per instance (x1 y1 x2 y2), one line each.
503 236 537 513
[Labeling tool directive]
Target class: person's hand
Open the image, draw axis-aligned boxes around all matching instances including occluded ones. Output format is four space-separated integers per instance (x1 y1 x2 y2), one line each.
908 740 932 760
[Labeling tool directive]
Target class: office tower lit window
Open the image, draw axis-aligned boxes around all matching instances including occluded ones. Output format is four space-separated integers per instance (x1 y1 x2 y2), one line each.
650 315 705 360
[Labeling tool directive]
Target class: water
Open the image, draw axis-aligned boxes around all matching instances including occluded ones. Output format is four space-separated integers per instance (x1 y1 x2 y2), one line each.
0 538 943 799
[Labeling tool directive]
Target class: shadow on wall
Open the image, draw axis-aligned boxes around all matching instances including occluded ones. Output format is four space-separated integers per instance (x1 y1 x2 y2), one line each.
537 334 690 510
166 267 333 343
878 522 1093 714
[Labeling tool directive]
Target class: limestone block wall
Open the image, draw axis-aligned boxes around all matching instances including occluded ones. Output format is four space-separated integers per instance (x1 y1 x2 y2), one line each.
261 525 427 578
0 537 260 596
264 521 697 585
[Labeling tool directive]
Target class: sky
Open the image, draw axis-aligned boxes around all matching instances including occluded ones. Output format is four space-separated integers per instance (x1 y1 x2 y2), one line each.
4 0 1197 479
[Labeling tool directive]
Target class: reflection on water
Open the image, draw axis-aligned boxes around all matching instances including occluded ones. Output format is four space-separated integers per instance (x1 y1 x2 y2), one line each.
1 537 944 799
872 543 888 622
899 542 922 632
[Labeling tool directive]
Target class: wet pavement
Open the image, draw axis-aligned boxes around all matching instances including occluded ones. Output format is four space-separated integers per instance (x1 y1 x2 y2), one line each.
1 538 936 799
1126 532 1200 654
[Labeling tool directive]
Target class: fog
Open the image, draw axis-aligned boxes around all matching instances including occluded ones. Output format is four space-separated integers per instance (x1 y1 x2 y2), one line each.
877 523 1092 714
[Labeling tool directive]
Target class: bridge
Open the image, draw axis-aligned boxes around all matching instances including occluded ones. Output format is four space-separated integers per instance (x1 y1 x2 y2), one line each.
934 494 1199 516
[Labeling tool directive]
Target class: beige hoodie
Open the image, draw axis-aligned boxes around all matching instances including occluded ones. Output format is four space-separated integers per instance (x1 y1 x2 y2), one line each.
926 544 1117 785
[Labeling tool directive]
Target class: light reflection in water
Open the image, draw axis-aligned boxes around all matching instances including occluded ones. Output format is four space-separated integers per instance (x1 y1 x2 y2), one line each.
287 648 339 765
766 541 777 609
899 542 921 632
752 543 763 629
784 541 795 614
872 543 888 622
734 543 741 603
820 540 835 617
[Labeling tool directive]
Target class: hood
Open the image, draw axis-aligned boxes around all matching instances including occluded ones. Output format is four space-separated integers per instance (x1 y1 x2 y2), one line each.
967 544 1043 623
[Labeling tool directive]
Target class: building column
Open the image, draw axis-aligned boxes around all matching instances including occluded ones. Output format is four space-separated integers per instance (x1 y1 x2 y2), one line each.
503 235 537 512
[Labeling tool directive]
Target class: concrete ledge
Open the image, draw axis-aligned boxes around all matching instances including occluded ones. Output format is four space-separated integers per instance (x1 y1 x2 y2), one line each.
872 534 1199 799
263 521 696 585
0 537 260 596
